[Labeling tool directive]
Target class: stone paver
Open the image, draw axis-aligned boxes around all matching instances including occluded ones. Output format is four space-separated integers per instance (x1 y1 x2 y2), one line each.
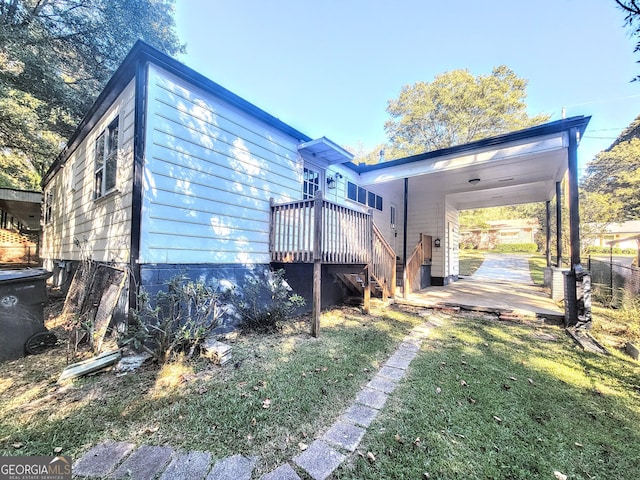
377 365 405 382
323 421 366 452
343 403 379 427
355 387 388 410
260 463 301 480
73 441 135 478
366 375 397 394
72 319 439 480
293 440 345 480
110 445 173 479
206 454 255 480
385 352 414 369
160 451 212 480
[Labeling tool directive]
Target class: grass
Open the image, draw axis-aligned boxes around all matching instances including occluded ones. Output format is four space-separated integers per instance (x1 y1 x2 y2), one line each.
335 313 640 480
528 254 548 286
0 304 422 476
458 250 487 277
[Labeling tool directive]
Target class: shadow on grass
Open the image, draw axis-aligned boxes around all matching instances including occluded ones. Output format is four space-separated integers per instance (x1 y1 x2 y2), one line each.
0 306 423 476
336 316 640 480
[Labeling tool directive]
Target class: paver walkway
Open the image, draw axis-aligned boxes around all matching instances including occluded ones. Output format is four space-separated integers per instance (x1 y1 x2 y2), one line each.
72 321 437 479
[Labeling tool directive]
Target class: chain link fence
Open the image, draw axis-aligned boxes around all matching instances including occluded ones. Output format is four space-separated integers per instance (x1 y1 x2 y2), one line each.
588 256 640 307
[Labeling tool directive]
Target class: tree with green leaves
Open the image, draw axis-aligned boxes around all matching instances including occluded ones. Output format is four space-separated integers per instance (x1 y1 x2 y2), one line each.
582 115 640 220
383 66 550 156
615 0 640 80
0 0 184 189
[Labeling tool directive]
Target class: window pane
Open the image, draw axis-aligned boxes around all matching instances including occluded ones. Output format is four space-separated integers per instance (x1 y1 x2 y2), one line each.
94 170 103 199
368 191 376 207
95 133 105 168
347 181 357 201
376 195 383 211
105 153 117 191
107 120 119 156
357 187 366 204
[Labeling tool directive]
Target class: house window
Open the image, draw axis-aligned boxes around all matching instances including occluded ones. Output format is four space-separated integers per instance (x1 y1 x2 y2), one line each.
44 191 53 225
303 167 320 199
94 116 119 199
347 181 383 211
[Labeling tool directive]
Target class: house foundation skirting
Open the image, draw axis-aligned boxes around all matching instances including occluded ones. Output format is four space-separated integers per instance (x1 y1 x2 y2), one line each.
430 275 458 287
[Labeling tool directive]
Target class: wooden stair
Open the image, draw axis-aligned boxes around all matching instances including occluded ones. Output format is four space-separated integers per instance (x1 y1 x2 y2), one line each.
334 272 384 297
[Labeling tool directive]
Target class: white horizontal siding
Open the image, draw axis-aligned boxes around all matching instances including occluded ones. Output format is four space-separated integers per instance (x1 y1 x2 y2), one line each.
41 80 135 264
140 65 305 264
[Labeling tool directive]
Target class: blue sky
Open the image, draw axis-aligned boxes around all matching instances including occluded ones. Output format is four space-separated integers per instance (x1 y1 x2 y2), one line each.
174 0 640 173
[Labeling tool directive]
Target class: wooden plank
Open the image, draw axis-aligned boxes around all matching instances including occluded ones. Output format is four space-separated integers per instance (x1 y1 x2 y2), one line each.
312 260 321 338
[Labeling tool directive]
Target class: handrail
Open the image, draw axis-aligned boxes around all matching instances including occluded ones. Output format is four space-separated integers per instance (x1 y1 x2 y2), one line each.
405 237 424 295
371 223 396 298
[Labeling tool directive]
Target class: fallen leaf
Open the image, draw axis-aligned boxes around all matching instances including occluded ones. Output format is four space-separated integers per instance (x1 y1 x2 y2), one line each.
483 343 489 347
468 397 477 404
502 384 511 391
394 434 404 444
251 417 257 426
460 380 468 387
493 415 502 423
528 378 534 385
423 474 430 479
53 447 63 454
298 442 308 451
322 367 328 372
12 442 23 449
262 398 271 409
302 372 307 377
575 442 583 448
143 426 159 434
509 376 517 381
413 437 421 446
367 451 376 463
455 433 465 439
461 360 468 366
436 387 442 394
553 471 567 480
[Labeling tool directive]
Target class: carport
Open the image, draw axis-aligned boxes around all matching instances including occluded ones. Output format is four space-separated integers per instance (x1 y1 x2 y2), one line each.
351 116 591 327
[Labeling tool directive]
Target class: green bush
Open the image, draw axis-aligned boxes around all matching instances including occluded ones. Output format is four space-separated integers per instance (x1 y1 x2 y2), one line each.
585 246 637 255
492 243 538 253
228 269 305 333
124 275 223 362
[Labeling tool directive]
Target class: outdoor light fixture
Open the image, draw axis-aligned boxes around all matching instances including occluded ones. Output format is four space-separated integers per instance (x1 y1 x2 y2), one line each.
468 178 481 185
326 176 336 189
434 237 441 248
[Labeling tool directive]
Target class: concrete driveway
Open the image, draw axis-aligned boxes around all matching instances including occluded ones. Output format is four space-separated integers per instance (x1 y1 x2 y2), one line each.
405 254 563 322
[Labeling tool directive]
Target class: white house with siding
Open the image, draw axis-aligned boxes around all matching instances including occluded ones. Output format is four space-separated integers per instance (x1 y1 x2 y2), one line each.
41 41 591 326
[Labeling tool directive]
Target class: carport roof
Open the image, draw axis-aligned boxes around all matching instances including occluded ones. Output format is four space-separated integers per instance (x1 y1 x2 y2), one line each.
350 115 591 209
0 188 42 231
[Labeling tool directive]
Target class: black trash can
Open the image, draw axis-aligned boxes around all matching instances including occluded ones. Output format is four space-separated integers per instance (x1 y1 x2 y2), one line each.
0 268 53 362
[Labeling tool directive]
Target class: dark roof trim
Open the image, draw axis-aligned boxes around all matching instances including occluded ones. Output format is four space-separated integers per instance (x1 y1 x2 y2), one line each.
345 115 592 174
43 40 312 186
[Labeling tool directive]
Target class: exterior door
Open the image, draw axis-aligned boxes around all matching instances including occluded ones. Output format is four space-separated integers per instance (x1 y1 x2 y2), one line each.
389 203 397 252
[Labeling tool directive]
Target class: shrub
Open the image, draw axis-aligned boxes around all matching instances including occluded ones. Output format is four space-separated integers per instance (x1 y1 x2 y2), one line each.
124 275 223 362
492 243 538 253
585 246 637 256
228 269 305 333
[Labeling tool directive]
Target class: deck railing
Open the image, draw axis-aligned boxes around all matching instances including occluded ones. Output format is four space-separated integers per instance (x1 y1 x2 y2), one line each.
372 223 396 298
405 235 425 294
270 197 371 264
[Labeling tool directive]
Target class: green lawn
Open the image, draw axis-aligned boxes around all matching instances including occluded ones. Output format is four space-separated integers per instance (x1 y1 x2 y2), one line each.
458 250 487 276
2 299 639 479
335 313 640 480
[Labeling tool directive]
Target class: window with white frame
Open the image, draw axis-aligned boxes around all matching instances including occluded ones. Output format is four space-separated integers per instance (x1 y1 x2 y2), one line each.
94 116 119 199
347 181 383 211
303 167 321 199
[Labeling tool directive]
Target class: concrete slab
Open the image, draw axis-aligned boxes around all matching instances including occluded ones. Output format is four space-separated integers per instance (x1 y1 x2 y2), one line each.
366 375 397 394
206 455 255 480
73 441 135 478
110 445 173 479
343 403 379 427
293 440 345 480
398 341 421 352
260 464 301 480
323 421 366 452
403 276 564 320
377 365 405 382
160 451 212 480
355 387 388 410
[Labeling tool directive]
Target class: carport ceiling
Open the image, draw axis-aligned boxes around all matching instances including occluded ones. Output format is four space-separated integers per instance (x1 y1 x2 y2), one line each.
352 116 591 210
0 189 42 231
